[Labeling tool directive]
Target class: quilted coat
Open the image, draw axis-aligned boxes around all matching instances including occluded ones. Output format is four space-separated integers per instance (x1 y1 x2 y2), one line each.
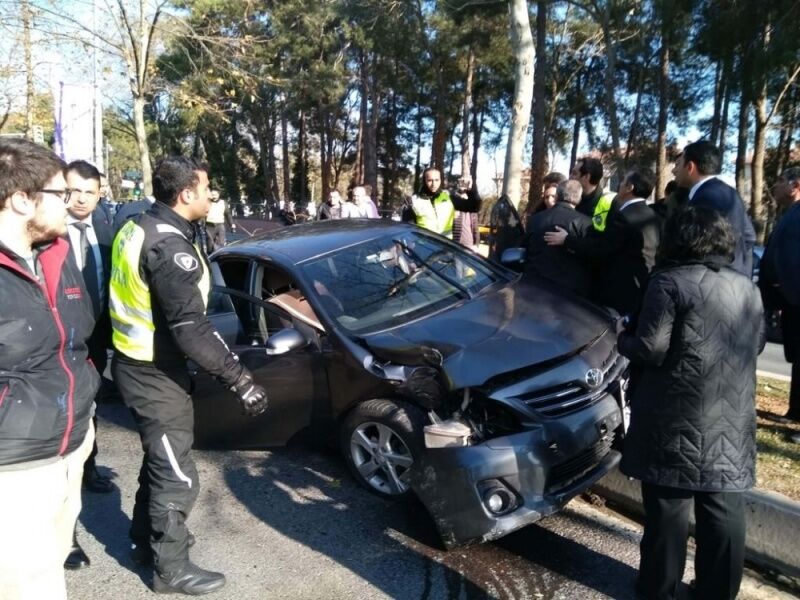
618 258 764 492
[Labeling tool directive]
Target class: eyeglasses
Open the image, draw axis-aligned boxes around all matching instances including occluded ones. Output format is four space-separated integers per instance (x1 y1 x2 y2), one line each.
40 188 73 204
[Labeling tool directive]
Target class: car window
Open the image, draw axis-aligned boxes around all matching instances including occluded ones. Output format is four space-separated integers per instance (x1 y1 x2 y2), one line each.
301 231 506 334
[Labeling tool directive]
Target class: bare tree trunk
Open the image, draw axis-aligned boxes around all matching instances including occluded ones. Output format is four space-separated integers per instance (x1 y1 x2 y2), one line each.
735 86 749 201
460 46 475 179
319 112 330 203
528 0 548 209
751 91 767 237
502 0 535 209
355 52 367 184
655 21 670 199
776 86 798 177
281 111 290 201
432 114 447 172
414 105 422 192
132 95 153 195
363 59 380 193
710 59 723 145
624 69 646 164
570 112 581 170
719 66 731 164
598 1 623 173
470 107 483 184
22 0 34 140
298 110 307 205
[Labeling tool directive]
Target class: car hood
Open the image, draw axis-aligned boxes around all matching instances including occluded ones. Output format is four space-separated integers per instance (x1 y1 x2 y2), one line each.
362 276 611 389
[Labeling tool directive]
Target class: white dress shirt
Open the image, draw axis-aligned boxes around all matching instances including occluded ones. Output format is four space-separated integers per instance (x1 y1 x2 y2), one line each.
688 176 717 201
66 214 104 303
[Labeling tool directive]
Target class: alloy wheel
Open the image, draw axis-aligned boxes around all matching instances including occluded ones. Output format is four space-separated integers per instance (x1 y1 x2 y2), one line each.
349 421 414 495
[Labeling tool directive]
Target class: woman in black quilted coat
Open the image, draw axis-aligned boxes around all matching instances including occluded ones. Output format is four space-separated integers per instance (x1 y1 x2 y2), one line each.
617 206 764 600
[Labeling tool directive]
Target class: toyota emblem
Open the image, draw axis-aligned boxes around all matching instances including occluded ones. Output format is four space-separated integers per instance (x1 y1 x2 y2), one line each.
585 368 604 388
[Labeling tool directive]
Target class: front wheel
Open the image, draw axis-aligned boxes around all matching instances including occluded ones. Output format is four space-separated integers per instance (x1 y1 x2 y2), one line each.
340 399 426 501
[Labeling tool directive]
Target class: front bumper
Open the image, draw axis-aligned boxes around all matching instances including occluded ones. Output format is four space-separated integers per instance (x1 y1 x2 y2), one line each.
410 394 622 548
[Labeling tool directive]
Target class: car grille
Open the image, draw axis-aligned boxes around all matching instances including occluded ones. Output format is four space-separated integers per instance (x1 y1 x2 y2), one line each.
517 350 623 417
546 433 615 493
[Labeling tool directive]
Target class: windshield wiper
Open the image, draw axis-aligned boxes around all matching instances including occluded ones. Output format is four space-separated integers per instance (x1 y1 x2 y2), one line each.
391 238 473 299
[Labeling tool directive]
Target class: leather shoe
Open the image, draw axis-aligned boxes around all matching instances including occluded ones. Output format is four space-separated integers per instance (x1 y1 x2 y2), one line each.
153 562 226 595
790 432 800 444
83 466 115 493
131 533 196 567
64 539 90 570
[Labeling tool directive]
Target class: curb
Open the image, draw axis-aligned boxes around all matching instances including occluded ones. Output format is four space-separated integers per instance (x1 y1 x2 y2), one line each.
592 468 800 581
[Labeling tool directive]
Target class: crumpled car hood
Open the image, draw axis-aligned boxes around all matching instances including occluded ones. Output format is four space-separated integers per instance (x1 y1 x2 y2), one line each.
363 277 611 389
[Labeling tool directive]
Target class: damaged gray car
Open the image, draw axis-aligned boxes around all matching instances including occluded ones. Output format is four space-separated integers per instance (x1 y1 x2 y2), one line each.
192 219 627 548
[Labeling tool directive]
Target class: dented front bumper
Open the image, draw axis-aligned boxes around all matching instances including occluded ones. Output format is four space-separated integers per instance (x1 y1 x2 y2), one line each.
410 393 622 549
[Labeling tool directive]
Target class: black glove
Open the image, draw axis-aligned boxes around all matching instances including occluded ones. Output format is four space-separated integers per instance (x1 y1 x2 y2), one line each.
231 370 268 417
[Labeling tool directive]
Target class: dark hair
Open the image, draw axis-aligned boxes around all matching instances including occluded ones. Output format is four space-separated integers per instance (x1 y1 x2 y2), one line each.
152 156 207 206
65 159 101 183
578 158 603 185
624 169 654 199
660 206 734 264
664 180 677 196
0 139 65 210
682 140 721 176
543 171 567 186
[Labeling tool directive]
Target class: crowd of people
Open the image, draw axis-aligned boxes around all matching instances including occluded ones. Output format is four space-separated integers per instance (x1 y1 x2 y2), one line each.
0 133 798 600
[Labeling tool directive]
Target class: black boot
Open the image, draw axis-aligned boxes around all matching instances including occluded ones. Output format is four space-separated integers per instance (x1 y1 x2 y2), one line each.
131 532 196 567
64 528 90 570
153 562 226 595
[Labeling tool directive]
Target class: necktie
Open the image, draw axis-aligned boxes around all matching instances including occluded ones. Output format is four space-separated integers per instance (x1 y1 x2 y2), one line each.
73 222 101 316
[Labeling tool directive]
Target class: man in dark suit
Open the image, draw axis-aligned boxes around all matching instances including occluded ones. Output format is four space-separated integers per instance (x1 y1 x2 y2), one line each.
760 167 800 433
64 160 116 568
672 140 756 276
525 180 593 296
545 169 661 317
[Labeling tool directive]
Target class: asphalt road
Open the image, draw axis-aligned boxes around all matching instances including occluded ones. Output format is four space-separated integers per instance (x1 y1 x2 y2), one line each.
759 342 792 380
67 403 791 600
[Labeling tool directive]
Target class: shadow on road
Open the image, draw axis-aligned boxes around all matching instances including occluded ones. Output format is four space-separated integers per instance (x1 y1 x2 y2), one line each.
225 443 642 599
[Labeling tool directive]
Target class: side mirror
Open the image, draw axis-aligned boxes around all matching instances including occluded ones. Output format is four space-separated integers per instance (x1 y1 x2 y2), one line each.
500 247 527 267
265 328 308 356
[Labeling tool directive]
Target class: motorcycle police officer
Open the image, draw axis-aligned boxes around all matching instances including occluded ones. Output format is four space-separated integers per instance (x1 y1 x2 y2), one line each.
110 156 267 595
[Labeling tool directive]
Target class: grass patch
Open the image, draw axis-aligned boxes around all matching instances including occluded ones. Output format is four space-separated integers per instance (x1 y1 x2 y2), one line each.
755 376 800 501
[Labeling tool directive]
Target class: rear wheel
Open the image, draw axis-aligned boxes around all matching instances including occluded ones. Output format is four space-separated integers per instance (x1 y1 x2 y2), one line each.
340 399 426 501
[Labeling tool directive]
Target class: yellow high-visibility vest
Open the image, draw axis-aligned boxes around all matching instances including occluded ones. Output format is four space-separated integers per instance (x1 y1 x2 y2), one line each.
110 219 209 362
411 191 455 238
592 192 617 231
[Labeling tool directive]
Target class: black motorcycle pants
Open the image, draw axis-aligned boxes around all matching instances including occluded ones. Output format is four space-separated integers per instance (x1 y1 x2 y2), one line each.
112 357 199 575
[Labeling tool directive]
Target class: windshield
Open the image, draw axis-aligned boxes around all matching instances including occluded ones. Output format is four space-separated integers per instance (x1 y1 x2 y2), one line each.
301 232 508 334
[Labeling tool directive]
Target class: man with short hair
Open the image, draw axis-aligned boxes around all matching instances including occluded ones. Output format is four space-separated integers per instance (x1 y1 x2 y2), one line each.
0 139 99 599
525 179 592 296
111 156 268 595
672 140 756 276
546 169 661 316
570 157 605 218
760 167 800 433
345 185 379 218
318 190 344 220
62 159 116 571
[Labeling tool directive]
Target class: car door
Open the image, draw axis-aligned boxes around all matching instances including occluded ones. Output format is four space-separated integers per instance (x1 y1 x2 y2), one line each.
190 257 325 449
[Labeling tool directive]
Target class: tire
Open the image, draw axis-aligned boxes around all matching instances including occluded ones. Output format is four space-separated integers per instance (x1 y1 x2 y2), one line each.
340 399 427 501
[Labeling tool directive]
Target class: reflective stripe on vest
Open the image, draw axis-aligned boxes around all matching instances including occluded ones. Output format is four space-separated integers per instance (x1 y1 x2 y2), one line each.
110 219 210 361
412 192 455 238
592 192 617 231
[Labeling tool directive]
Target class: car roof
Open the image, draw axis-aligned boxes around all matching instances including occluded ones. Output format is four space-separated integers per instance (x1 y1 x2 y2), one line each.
216 219 421 264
